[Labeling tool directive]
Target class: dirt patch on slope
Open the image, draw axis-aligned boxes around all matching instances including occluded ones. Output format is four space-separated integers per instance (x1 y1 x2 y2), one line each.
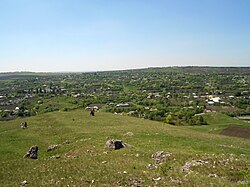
220 126 250 139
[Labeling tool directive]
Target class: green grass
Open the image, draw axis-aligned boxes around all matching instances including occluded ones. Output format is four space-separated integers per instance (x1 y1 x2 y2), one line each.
0 110 249 186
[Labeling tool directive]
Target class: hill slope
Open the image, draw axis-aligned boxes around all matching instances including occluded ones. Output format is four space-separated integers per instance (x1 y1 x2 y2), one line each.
0 110 249 186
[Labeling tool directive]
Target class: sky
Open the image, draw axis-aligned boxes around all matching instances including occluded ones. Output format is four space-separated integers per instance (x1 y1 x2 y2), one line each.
0 0 250 72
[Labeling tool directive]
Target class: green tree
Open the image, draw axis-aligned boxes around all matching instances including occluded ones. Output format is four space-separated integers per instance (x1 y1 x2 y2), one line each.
166 114 174 124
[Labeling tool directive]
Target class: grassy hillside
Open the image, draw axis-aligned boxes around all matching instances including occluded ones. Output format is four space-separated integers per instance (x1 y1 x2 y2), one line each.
0 110 249 186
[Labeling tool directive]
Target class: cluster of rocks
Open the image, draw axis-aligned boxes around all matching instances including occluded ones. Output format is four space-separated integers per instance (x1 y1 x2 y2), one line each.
23 140 70 160
151 151 172 164
181 160 208 173
145 151 172 169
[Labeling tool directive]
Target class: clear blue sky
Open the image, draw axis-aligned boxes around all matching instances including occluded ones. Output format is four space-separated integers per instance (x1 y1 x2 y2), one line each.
0 0 249 72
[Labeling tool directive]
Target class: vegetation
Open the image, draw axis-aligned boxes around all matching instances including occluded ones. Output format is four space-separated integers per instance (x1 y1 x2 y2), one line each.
0 67 249 186
0 110 249 186
0 67 249 125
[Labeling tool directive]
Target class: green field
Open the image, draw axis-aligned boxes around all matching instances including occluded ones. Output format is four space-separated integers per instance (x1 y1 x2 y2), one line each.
0 110 249 186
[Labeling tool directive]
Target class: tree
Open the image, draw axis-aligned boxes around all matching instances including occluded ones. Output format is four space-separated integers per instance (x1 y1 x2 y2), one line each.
166 114 174 125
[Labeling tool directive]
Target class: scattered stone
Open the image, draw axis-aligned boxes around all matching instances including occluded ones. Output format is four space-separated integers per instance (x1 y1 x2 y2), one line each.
181 160 207 173
105 139 131 150
208 173 218 178
237 180 248 185
152 177 161 181
145 163 157 169
82 138 91 141
23 145 38 159
101 161 107 164
20 180 28 186
131 179 142 187
170 177 182 184
152 151 171 164
50 155 61 159
62 140 70 145
87 149 94 153
65 155 78 159
47 145 61 152
124 132 134 136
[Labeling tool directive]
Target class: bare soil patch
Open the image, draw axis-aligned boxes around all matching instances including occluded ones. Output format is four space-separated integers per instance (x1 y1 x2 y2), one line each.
220 126 250 139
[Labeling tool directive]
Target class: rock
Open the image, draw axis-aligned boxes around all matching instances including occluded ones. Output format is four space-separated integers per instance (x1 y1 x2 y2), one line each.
21 122 28 129
62 140 70 145
208 173 218 178
170 177 182 184
124 132 134 136
20 180 28 186
132 180 141 187
23 145 38 159
47 145 61 152
50 155 61 159
237 180 248 185
152 151 171 164
181 160 207 173
114 140 124 150
105 139 131 150
145 163 157 169
152 177 161 181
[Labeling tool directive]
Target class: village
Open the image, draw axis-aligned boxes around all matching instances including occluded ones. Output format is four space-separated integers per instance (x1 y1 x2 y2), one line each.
0 67 249 125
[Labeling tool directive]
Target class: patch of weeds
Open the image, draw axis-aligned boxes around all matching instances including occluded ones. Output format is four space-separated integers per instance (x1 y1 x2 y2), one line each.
239 165 250 186
159 160 182 176
189 153 249 183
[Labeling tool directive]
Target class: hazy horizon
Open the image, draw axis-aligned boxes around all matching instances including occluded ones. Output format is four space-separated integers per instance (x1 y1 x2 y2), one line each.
1 65 250 74
1 0 250 72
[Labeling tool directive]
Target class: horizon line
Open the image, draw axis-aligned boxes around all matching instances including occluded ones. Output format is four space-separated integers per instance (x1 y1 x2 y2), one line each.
0 65 250 74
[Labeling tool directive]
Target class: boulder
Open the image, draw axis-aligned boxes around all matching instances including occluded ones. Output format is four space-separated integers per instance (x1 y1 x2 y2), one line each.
105 139 131 150
24 145 38 159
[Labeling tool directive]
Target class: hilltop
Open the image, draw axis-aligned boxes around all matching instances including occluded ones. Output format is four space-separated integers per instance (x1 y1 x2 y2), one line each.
0 110 249 186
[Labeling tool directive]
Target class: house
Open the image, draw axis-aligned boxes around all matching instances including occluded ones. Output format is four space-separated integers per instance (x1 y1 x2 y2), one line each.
211 97 221 103
116 103 130 108
207 101 214 105
85 106 99 111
